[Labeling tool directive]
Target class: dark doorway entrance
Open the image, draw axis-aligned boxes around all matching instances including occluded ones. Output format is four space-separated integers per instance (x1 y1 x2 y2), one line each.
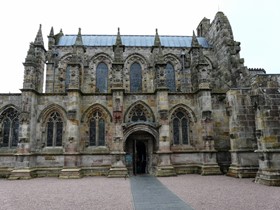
135 141 146 174
125 131 155 175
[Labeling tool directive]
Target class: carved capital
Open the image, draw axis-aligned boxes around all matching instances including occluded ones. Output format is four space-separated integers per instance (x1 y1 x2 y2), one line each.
158 109 168 120
20 112 30 124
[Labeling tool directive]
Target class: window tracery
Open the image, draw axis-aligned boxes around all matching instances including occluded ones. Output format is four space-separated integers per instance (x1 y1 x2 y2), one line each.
89 110 105 146
46 112 63 147
127 103 153 123
171 109 189 145
0 108 19 147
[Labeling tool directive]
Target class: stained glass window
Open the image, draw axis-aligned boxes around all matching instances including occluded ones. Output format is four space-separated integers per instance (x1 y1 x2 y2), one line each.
172 110 189 145
166 63 176 92
46 112 63 147
96 62 108 93
89 111 105 146
130 63 142 92
0 108 19 148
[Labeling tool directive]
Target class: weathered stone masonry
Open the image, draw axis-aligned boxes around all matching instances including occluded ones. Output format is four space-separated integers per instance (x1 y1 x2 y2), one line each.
0 12 279 186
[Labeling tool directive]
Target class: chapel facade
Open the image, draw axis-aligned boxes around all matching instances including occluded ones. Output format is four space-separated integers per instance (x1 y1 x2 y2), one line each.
0 11 279 186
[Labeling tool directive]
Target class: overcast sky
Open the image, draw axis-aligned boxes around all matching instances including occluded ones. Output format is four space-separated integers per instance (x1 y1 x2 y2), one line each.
0 0 279 93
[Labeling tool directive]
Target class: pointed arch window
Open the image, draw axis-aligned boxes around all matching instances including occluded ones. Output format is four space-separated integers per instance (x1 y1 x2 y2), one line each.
89 111 105 146
130 62 142 92
46 112 63 147
166 63 176 92
0 108 19 147
96 62 108 93
172 110 189 145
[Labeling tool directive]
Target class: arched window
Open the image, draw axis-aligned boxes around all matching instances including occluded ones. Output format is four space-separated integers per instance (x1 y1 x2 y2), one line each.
89 111 105 146
171 110 189 145
0 108 19 147
46 112 63 147
130 62 142 92
166 63 176 92
96 62 108 93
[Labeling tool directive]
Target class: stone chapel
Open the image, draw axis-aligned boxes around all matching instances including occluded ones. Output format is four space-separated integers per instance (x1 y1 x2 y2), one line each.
0 11 279 186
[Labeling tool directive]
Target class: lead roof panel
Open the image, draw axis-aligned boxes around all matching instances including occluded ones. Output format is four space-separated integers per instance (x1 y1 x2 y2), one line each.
57 35 210 48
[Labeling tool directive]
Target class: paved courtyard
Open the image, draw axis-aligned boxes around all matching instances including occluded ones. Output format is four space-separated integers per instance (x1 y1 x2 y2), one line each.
0 174 279 210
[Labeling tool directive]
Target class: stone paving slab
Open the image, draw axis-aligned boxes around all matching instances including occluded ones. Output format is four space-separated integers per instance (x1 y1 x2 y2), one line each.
130 175 193 210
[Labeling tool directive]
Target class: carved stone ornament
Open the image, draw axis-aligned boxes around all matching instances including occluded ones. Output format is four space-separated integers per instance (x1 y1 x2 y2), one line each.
67 110 77 120
158 109 168 120
20 112 30 124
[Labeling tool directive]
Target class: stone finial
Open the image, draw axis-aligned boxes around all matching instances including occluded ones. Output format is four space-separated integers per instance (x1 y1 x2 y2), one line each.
34 24 44 46
74 28 83 46
113 27 125 62
115 27 123 46
191 30 200 48
154 28 161 47
49 27 54 36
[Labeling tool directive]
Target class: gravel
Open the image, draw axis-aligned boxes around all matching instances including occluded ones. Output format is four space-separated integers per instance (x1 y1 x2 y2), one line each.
0 177 133 210
158 174 280 210
1 175 279 210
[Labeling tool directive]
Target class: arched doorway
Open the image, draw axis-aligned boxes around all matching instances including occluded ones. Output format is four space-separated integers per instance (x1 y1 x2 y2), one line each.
125 131 156 175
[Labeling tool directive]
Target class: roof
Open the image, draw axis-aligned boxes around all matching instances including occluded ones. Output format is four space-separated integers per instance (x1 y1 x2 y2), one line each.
57 35 210 48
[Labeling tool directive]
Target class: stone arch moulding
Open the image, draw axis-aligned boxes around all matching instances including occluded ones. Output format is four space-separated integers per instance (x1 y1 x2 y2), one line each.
124 53 148 66
0 104 21 116
123 123 159 151
81 103 113 123
124 53 149 91
169 104 197 123
124 100 155 123
89 53 113 64
88 53 113 90
163 53 182 69
37 103 67 123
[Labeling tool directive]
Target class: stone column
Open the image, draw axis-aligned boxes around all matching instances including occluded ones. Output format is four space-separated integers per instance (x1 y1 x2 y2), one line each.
9 91 37 180
198 88 222 175
155 90 176 176
108 89 128 178
59 63 82 179
226 89 258 178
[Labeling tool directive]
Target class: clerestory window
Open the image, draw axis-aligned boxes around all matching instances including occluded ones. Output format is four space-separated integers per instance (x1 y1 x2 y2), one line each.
96 62 108 93
130 62 142 92
166 63 176 92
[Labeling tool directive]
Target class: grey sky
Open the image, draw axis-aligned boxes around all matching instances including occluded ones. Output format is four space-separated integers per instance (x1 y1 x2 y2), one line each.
0 0 279 93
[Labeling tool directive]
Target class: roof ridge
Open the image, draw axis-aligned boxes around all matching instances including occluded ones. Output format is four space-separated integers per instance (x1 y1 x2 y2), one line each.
63 34 196 37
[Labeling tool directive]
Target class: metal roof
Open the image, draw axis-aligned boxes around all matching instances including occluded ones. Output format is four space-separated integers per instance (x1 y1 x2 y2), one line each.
57 35 210 48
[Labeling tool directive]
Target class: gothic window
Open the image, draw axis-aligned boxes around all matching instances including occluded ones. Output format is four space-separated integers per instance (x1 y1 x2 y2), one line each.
89 111 105 146
166 63 176 92
96 62 108 93
127 103 154 123
131 106 147 122
171 110 189 145
46 112 63 147
0 108 19 147
130 62 142 92
65 65 70 91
